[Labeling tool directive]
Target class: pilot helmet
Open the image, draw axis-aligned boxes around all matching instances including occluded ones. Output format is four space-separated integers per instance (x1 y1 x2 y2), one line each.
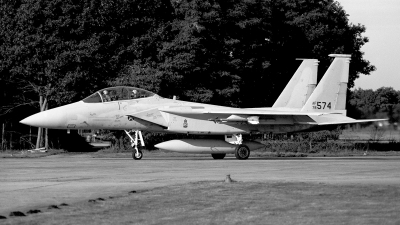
103 90 108 94
132 90 137 94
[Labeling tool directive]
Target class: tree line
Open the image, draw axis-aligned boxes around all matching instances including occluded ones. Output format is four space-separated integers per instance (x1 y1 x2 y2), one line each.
349 87 400 124
0 0 387 150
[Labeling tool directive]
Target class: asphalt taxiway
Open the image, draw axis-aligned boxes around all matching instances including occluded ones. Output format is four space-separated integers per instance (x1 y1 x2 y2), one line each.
1 154 400 214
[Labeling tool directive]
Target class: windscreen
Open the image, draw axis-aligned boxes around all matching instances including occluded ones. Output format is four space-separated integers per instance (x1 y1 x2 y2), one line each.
83 86 156 103
82 92 102 103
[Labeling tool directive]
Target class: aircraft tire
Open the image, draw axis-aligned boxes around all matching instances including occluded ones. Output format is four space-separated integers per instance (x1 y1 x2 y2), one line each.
132 150 143 160
211 153 226 159
234 145 250 160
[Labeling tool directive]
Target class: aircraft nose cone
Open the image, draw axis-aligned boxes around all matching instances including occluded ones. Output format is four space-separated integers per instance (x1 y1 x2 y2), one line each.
20 110 66 128
20 111 49 127
20 112 43 127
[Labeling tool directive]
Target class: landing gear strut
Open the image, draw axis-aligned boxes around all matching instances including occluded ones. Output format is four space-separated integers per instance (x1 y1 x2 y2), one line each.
124 130 145 160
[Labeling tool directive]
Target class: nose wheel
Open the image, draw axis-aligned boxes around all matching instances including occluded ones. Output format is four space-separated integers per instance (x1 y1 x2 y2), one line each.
125 130 145 160
132 150 143 160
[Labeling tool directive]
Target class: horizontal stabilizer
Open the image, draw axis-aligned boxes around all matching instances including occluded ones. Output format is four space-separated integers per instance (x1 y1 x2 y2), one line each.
316 118 388 126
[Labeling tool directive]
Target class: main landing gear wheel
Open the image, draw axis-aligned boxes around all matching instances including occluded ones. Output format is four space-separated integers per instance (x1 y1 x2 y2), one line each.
211 153 226 159
132 150 143 160
235 145 250 160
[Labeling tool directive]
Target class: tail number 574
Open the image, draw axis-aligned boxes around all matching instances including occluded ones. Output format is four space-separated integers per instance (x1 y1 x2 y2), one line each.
312 101 332 109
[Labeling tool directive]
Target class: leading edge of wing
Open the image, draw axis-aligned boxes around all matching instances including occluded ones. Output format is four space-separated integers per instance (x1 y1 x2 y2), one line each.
159 107 330 116
126 108 169 128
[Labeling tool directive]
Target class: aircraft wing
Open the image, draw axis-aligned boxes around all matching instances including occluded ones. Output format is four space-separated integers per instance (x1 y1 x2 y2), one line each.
160 107 387 125
159 107 335 125
159 107 330 116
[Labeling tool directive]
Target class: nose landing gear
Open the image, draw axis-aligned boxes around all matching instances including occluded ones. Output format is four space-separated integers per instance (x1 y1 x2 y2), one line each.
132 149 143 160
124 130 145 160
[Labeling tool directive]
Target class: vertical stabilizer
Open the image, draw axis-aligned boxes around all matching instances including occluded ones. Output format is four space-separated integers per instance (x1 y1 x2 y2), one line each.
301 54 351 114
273 59 319 108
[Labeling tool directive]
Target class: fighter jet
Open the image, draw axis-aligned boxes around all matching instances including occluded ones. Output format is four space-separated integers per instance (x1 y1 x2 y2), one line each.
20 54 386 160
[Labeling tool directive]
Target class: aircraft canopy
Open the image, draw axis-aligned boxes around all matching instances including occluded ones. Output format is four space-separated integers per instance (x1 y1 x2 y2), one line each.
83 86 156 103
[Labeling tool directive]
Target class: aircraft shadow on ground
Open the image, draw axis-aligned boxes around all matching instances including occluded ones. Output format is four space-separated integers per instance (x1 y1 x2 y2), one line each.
57 132 97 152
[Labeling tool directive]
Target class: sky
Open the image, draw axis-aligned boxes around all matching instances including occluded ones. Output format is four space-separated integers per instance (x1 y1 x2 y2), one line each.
336 0 400 91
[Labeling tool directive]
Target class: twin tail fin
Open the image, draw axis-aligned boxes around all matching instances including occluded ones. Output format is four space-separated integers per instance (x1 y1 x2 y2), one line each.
300 54 351 114
272 59 319 109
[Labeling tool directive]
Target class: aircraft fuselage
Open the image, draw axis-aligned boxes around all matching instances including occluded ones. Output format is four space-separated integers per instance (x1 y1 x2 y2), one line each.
21 95 317 135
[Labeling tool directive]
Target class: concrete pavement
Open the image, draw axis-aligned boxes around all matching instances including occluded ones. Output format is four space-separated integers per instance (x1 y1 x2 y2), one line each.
1 154 400 214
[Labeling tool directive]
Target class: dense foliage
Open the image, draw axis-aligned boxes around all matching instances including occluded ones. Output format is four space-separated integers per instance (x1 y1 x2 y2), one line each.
349 87 400 123
1 0 375 111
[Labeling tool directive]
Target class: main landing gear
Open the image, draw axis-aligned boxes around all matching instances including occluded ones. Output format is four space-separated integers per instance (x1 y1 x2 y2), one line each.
214 134 250 160
234 145 250 160
125 130 145 160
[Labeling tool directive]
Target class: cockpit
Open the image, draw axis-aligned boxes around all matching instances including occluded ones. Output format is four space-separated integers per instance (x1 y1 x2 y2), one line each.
83 86 156 103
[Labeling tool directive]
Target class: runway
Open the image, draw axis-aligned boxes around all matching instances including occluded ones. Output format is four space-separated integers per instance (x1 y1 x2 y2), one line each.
1 154 400 215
